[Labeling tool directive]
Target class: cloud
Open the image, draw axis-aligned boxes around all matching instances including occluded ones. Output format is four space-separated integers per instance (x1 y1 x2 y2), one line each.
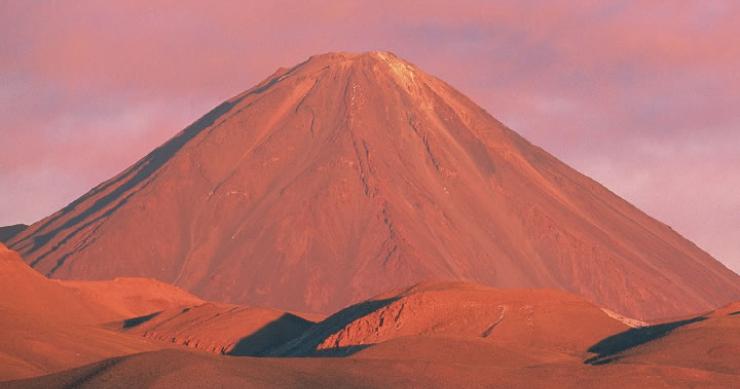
1 1 738 272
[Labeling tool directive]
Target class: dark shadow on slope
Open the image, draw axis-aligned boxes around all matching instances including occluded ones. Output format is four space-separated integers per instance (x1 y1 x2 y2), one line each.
584 316 707 365
730 311 740 316
18 61 313 274
270 297 399 357
28 100 240 254
18 57 311 260
121 312 162 329
21 100 241 275
310 344 372 357
227 313 314 356
46 353 129 389
0 224 27 243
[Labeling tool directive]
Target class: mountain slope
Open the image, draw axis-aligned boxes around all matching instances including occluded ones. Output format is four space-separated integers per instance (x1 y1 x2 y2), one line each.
273 281 629 357
0 244 202 324
0 225 26 243
0 242 311 381
586 302 740 374
9 51 740 320
7 346 738 389
121 302 317 356
0 244 199 380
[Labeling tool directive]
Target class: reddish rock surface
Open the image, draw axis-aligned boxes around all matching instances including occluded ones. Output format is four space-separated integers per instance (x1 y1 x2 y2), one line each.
9 51 740 320
0 225 26 243
8 294 740 388
585 301 740 374
0 244 200 380
275 281 629 357
2 243 738 387
122 302 317 356
0 244 202 324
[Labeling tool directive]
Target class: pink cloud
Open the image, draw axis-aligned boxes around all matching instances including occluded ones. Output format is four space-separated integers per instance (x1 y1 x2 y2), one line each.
1 1 738 272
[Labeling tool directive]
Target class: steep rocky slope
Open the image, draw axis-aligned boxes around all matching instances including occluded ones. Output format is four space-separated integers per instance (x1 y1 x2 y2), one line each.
121 303 317 356
274 281 629 357
9 52 740 319
0 244 200 380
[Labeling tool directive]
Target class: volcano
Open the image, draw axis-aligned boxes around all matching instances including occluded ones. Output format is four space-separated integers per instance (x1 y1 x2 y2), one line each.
9 52 739 320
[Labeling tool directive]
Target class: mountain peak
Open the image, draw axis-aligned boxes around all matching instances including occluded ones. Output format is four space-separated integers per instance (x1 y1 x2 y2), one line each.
305 50 404 63
271 51 422 94
9 53 740 320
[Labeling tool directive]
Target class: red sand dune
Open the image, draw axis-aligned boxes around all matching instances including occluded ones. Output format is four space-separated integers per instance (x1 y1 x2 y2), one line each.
5 287 739 388
8 52 738 321
0 244 200 380
114 281 629 360
7 348 739 389
0 244 202 324
275 281 630 357
1 243 737 387
121 302 318 355
585 302 740 374
60 278 205 323
0 312 165 381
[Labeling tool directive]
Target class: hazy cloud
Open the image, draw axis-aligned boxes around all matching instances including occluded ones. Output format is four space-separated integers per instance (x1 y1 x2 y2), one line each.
1 1 738 271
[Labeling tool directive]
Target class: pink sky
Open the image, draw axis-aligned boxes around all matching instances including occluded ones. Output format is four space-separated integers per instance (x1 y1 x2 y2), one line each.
1 1 739 273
